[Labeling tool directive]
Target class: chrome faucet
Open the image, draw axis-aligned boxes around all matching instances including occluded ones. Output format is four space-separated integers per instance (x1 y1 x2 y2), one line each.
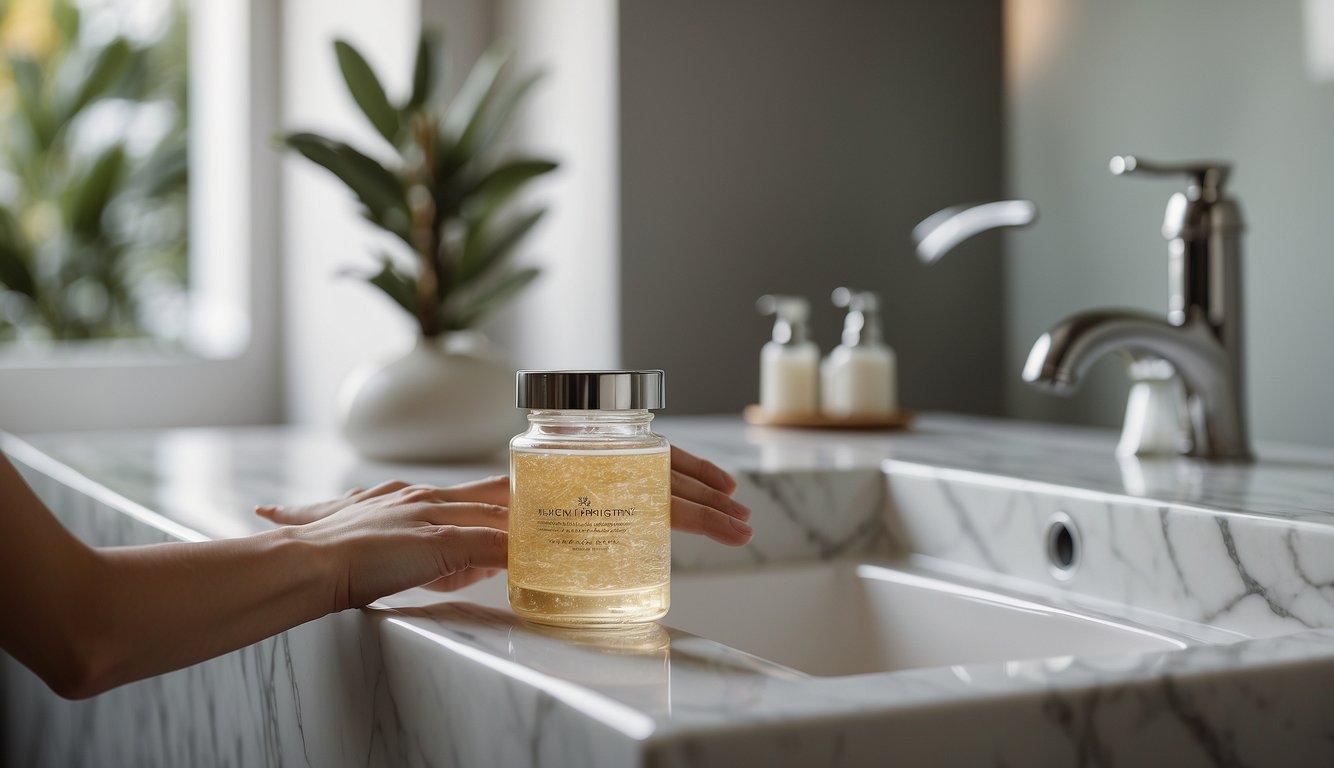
1022 156 1252 461
912 200 1038 263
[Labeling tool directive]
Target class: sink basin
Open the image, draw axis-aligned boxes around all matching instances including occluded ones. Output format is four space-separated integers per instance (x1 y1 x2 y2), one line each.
664 560 1190 677
435 558 1196 678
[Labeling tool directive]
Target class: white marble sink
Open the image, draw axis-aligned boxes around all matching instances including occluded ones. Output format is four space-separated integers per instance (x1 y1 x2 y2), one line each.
664 560 1189 677
425 556 1221 679
9 417 1334 767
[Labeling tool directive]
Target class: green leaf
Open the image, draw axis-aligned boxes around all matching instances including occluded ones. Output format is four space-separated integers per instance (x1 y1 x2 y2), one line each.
453 266 539 327
0 207 36 298
458 208 544 288
134 136 189 199
8 56 41 100
53 0 81 43
8 56 49 147
466 158 558 215
57 39 134 126
69 145 127 237
345 255 418 316
109 46 151 101
443 48 509 146
334 40 400 144
473 71 542 152
404 32 447 113
282 132 410 241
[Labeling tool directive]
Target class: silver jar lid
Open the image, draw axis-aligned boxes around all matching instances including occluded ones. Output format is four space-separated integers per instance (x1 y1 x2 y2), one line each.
516 370 666 410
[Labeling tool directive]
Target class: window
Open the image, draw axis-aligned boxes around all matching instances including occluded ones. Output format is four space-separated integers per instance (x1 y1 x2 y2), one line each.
0 0 188 347
0 0 280 431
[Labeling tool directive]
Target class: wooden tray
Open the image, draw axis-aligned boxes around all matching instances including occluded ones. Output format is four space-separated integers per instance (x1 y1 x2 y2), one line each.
743 405 916 430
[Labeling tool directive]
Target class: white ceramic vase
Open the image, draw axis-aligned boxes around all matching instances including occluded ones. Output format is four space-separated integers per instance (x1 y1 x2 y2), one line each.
339 331 520 463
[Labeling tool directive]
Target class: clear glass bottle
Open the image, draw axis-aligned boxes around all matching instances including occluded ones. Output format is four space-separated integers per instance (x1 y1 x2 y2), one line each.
509 370 671 627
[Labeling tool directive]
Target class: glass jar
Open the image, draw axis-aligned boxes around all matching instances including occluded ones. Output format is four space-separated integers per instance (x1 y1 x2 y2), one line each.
508 370 671 627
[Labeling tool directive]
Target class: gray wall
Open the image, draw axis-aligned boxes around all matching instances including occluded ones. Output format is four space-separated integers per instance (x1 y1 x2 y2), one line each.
1006 0 1334 447
619 1 1006 415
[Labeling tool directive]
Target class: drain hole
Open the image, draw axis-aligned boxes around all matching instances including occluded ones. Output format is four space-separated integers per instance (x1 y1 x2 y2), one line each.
1046 513 1079 577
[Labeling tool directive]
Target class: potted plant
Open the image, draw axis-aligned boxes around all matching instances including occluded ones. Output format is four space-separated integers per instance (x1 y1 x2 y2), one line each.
283 32 556 462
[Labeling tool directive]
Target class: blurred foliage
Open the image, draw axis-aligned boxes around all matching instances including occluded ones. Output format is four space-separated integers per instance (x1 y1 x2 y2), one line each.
0 0 188 342
283 33 557 337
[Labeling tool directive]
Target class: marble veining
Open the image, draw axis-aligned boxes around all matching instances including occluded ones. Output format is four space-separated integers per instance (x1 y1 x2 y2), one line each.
6 414 1334 766
883 459 1334 639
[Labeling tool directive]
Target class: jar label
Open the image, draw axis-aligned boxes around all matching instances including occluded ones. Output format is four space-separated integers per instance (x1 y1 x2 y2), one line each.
509 450 671 593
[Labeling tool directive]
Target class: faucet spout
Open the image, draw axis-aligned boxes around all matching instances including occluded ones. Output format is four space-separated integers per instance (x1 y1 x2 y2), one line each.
912 200 1037 264
1023 309 1251 461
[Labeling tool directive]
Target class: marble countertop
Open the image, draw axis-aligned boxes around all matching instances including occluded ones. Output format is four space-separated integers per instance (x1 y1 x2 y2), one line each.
8 414 1334 766
19 412 1334 538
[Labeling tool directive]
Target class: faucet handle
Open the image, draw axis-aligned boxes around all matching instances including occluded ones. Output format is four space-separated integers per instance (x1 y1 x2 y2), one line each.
1109 155 1231 202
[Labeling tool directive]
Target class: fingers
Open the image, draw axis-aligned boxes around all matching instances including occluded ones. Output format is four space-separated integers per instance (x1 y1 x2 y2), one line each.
667 450 750 547
672 470 750 522
359 477 510 507
671 446 737 495
416 502 510 531
255 498 346 525
256 480 411 524
667 447 752 546
432 526 510 575
671 495 753 546
421 567 502 592
360 480 413 498
432 475 510 506
255 479 445 525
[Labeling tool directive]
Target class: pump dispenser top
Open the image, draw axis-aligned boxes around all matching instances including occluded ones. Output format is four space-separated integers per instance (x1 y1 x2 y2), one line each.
822 287 896 417
756 294 819 415
832 288 885 347
756 294 812 346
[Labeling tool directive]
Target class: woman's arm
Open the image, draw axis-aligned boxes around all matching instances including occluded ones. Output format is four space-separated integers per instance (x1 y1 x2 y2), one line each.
1 445 749 700
0 453 106 698
0 454 506 699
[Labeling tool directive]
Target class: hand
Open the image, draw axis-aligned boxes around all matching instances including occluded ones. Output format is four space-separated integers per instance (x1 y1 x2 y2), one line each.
257 481 510 610
255 448 752 603
667 446 752 545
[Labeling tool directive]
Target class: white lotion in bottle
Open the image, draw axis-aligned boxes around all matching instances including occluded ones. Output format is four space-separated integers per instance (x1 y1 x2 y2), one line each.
756 294 819 416
821 287 896 417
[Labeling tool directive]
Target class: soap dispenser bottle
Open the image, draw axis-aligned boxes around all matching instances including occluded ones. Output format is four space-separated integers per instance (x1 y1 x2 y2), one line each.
756 294 819 416
821 288 896 417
